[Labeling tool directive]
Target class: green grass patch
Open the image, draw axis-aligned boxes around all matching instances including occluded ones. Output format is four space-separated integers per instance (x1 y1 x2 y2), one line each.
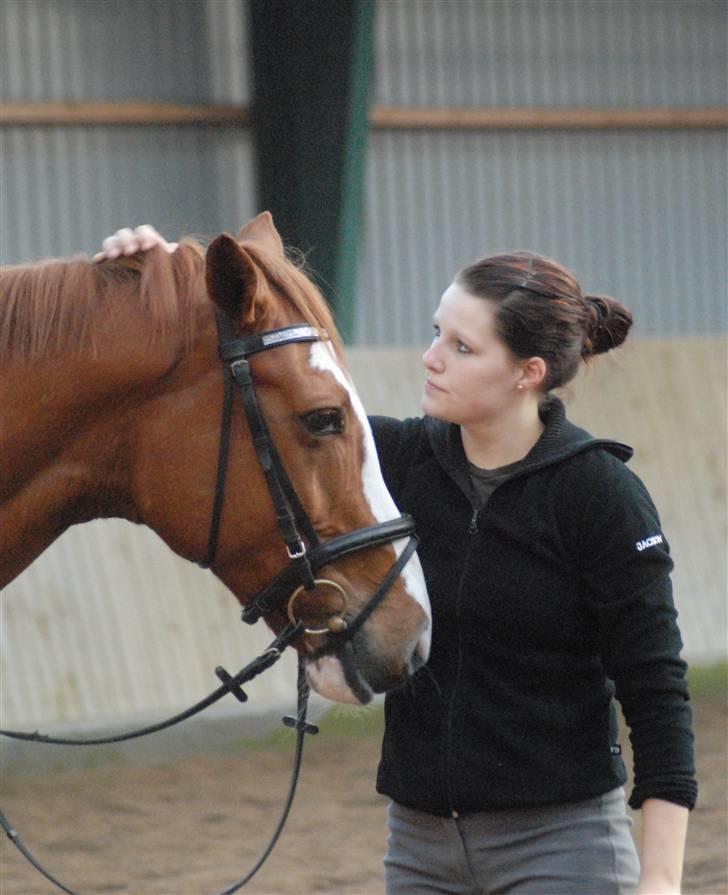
314 702 385 737
687 661 728 699
222 703 386 754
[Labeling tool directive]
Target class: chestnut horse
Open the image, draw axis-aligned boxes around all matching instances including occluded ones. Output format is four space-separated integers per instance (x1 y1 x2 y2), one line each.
0 213 430 705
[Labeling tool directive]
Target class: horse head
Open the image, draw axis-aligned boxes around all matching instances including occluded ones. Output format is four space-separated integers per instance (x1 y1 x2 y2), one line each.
0 213 431 705
132 213 431 704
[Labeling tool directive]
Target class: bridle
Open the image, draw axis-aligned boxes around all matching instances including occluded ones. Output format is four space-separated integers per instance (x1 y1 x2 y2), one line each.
0 311 422 894
200 310 420 643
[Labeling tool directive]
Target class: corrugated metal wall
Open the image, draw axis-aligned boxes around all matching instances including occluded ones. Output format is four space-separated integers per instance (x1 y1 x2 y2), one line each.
373 0 727 107
0 0 255 263
2 0 725 334
1 0 725 733
356 0 727 343
359 128 727 342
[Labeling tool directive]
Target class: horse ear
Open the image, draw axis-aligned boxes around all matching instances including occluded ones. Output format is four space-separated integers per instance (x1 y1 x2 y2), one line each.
236 211 285 258
205 234 259 322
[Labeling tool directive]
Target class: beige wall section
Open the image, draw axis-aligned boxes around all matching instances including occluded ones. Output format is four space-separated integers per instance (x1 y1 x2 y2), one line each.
563 336 727 666
0 525 300 729
348 336 728 667
1 338 724 730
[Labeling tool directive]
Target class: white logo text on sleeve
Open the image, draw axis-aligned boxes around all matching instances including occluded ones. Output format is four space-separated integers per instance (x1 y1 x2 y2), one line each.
635 534 664 552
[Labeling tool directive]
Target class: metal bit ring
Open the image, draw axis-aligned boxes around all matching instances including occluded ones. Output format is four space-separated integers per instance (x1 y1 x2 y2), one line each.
287 579 349 635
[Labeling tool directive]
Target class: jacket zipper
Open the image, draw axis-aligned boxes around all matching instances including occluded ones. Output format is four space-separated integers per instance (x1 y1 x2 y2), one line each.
443 506 481 816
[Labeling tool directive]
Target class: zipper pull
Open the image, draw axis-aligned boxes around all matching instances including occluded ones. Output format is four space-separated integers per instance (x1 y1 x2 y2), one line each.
468 507 479 535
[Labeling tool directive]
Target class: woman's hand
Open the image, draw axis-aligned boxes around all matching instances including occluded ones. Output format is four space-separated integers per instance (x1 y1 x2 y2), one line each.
93 225 177 261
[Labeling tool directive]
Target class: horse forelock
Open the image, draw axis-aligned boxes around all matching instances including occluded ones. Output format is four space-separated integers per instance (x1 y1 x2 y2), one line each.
241 242 346 368
0 240 207 359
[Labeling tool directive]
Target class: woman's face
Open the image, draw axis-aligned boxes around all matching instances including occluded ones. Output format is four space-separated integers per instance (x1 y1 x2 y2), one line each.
421 283 526 426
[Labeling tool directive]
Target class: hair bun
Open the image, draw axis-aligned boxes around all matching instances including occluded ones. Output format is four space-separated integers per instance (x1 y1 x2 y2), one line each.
583 294 633 356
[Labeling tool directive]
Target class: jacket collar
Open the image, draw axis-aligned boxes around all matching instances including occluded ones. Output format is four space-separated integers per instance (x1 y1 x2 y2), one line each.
424 396 633 500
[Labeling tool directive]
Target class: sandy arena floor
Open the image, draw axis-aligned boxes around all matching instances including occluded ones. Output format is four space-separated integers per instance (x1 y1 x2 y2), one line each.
1 697 725 895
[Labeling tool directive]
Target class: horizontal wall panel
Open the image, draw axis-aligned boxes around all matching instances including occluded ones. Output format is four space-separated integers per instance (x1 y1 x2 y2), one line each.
0 0 253 266
360 0 727 343
374 0 727 108
0 522 299 729
0 0 250 104
0 125 256 264
356 127 727 342
5 0 722 111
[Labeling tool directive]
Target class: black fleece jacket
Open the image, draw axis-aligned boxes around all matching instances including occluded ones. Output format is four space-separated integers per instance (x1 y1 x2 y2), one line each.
371 398 697 815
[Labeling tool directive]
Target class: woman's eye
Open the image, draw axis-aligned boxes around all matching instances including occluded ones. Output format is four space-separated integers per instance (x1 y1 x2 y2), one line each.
300 408 345 436
456 341 471 354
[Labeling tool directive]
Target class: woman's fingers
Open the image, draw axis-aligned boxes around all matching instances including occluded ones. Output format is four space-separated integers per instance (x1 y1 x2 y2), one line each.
93 225 177 261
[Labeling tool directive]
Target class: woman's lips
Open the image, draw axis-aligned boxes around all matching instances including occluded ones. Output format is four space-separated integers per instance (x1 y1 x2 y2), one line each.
425 379 445 393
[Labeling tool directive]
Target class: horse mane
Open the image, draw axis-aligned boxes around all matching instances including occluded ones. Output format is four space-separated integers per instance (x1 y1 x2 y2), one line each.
0 236 343 361
0 240 206 359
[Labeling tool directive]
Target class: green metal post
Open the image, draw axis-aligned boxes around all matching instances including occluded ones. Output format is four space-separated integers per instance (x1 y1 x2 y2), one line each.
249 0 375 342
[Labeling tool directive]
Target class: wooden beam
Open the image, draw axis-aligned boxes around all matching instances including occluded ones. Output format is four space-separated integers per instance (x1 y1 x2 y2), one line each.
370 105 728 130
0 102 250 126
0 102 725 130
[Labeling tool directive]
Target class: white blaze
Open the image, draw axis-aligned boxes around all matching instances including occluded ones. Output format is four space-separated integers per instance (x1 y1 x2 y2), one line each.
309 342 431 652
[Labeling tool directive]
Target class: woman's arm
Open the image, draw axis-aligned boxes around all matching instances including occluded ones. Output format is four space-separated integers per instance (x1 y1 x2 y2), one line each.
636 798 689 894
572 454 696 892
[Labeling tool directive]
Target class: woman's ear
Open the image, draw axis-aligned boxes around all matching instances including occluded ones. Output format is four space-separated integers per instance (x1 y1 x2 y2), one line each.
517 356 547 391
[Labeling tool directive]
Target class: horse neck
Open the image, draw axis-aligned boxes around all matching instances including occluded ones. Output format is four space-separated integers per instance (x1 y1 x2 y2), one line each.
0 292 213 586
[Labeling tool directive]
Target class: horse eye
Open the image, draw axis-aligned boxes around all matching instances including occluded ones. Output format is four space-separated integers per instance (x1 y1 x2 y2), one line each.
300 408 345 436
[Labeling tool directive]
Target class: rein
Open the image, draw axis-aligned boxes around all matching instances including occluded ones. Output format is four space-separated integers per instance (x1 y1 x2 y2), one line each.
1 312 421 892
0 645 317 895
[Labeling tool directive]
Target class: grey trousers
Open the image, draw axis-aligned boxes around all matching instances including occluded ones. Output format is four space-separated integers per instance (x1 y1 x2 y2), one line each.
384 788 640 895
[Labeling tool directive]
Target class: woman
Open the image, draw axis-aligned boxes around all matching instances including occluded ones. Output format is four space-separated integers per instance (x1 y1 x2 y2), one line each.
97 229 696 894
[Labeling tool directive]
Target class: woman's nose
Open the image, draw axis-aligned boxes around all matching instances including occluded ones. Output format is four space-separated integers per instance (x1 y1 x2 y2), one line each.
422 341 443 370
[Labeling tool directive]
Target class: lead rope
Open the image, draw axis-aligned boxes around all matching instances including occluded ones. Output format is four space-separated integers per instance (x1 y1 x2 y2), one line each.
0 807 77 895
0 654 317 895
0 624 303 746
217 656 317 895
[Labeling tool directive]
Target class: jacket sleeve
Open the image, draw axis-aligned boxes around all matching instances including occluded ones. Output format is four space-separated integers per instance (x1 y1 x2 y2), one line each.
574 451 697 810
368 415 411 503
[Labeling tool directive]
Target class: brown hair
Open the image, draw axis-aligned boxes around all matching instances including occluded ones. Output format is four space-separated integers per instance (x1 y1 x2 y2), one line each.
456 251 633 391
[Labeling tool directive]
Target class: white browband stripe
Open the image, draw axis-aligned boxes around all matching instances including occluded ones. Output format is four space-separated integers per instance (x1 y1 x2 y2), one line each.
260 326 326 348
